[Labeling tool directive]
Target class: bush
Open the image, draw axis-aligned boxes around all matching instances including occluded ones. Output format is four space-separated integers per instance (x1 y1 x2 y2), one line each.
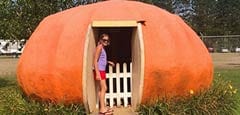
137 77 240 115
0 77 86 115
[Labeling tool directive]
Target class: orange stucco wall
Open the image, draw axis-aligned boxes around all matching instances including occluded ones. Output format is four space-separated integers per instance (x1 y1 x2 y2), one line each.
17 0 213 103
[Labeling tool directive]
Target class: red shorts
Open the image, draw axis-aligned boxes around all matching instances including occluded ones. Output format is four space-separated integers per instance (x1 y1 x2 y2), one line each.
93 71 106 80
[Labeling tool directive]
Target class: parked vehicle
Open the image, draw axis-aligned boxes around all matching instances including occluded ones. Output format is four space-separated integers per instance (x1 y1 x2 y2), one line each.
236 47 240 52
0 39 25 57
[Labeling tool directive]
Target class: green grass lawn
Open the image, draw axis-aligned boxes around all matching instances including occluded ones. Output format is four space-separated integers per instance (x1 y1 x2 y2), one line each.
1 53 240 114
0 75 85 114
1 68 240 114
214 68 240 114
137 68 240 115
214 68 240 94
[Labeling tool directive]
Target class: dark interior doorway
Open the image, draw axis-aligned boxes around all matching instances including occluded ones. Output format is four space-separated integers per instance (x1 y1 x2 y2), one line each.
93 27 133 73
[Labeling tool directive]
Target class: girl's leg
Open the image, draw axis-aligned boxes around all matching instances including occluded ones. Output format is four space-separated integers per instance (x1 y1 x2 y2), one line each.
99 79 107 112
96 80 101 109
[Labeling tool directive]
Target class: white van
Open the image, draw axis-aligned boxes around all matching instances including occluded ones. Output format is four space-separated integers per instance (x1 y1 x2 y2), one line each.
0 39 25 57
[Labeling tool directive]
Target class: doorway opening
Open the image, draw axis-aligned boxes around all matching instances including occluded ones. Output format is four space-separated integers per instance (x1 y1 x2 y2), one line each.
83 21 144 112
94 27 132 107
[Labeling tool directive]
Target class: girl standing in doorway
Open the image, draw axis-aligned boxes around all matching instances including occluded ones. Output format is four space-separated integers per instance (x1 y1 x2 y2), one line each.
94 34 114 115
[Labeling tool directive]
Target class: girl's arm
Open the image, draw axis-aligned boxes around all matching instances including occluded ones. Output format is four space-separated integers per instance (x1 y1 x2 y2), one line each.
107 61 115 67
94 45 102 80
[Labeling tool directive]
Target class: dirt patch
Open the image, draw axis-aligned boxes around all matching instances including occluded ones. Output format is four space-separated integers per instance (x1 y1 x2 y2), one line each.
211 53 240 69
0 56 18 76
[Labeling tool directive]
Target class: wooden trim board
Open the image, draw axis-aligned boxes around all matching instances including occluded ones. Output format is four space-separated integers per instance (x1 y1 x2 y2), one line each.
92 21 138 27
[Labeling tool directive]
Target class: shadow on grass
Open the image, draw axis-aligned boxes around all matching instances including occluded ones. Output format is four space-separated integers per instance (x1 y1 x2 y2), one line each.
0 77 16 88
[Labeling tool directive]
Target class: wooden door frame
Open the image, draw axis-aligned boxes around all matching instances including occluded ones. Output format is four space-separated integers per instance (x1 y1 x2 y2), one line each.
82 21 145 113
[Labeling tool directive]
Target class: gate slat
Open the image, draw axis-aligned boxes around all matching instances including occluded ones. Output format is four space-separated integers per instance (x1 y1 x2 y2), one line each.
123 63 128 107
116 63 121 106
108 66 114 107
105 62 132 107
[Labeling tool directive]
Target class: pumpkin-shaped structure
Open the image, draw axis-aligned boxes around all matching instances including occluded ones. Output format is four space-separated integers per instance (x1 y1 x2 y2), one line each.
17 0 213 112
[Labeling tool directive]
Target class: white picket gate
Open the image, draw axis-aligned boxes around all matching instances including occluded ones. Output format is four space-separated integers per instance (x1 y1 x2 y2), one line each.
105 62 132 107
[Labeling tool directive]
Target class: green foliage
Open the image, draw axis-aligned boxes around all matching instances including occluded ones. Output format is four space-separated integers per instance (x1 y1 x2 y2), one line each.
0 0 240 41
0 0 100 40
141 0 240 36
215 69 240 94
190 0 217 35
187 0 240 36
137 77 240 115
214 0 240 35
0 76 86 115
139 0 174 13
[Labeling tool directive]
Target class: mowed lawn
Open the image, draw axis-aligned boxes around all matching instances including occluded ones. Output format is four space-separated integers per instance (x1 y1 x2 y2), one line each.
0 53 240 113
211 53 240 113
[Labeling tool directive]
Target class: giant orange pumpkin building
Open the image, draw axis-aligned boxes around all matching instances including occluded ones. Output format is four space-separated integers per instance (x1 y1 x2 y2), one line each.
17 0 213 112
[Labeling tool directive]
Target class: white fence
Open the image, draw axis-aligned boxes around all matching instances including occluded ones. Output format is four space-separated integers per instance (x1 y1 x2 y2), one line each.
105 62 132 107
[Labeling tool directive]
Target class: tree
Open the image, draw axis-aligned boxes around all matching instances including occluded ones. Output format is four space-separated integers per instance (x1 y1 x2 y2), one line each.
138 0 175 13
214 0 240 35
191 0 217 35
0 0 17 40
1 0 240 41
0 0 102 40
